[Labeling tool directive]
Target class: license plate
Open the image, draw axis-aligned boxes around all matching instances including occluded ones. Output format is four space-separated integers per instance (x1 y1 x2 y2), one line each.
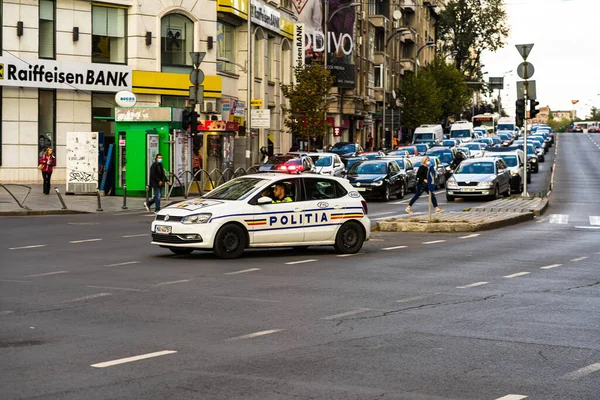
356 187 366 192
462 188 477 192
155 225 171 234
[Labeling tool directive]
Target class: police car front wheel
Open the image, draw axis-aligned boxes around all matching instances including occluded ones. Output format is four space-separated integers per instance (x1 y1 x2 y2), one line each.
214 223 248 259
334 221 365 254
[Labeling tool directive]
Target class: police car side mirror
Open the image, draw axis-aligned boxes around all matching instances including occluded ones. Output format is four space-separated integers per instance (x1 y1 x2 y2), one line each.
258 196 272 205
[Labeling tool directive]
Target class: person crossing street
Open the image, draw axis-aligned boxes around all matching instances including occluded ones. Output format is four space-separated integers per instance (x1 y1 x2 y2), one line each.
144 154 167 213
405 156 444 214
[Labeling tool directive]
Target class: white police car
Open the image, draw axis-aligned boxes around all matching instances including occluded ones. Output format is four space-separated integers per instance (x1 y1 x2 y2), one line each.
151 173 371 259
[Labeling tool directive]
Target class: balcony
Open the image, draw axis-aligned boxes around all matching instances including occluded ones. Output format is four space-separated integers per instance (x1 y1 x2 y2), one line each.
400 59 416 73
401 0 416 13
373 51 386 66
369 15 389 29
401 28 417 43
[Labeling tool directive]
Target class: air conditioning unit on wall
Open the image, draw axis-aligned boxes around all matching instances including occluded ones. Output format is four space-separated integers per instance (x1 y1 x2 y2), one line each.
201 100 217 113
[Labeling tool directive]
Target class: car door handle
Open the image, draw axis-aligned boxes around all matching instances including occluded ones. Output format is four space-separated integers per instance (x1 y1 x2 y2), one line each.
294 208 302 213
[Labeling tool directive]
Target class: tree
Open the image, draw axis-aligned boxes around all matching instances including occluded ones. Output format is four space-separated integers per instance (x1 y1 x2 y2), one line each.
398 70 442 130
281 64 334 140
425 57 472 123
589 106 600 120
438 0 510 80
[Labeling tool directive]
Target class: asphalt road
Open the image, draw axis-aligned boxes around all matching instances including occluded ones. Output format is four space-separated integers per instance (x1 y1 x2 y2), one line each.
1 133 598 400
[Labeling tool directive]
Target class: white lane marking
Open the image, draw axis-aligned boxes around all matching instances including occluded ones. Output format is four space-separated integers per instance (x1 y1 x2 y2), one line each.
226 329 284 341
62 293 112 303
91 350 177 368
153 279 192 286
591 216 600 226
548 214 569 224
575 226 600 230
541 264 562 270
69 238 103 244
321 308 371 320
105 261 140 267
122 233 150 238
456 281 489 289
0 311 14 316
560 363 600 380
397 294 437 303
570 257 588 262
382 245 407 251
212 295 281 303
87 285 143 292
24 271 68 278
336 253 364 257
459 234 480 239
422 240 446 245
224 268 261 275
495 395 528 400
369 238 385 241
0 279 31 284
503 272 531 278
285 259 317 265
8 244 47 250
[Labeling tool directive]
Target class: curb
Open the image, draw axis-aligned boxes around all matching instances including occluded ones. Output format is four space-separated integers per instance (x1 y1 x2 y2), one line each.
376 212 534 233
0 209 89 217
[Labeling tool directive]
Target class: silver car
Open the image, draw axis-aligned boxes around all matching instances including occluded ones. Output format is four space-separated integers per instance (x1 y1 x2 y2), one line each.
445 157 512 201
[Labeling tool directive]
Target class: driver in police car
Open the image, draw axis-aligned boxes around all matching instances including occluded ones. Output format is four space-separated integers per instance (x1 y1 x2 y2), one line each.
272 182 292 203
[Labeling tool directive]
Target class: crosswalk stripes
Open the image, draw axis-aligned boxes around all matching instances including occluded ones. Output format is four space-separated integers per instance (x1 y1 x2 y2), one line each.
546 214 600 228
590 216 600 226
548 214 569 224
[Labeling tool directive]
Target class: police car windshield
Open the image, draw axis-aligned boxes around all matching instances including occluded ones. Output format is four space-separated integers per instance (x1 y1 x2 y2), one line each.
314 156 333 167
203 178 267 201
348 162 388 175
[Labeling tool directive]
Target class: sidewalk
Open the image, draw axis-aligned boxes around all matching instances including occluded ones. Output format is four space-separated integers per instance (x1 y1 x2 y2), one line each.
375 197 546 233
0 184 186 216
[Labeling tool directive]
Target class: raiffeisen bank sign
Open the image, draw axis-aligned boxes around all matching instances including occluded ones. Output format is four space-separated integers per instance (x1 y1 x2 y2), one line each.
0 55 132 92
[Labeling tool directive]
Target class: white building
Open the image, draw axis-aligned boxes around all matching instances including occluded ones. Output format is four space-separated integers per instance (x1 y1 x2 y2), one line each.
0 0 293 183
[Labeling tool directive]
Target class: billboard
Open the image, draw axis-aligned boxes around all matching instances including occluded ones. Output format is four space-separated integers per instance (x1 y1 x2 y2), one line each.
292 0 356 87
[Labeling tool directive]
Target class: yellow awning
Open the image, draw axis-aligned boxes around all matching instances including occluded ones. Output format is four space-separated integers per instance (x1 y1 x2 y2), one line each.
132 71 222 98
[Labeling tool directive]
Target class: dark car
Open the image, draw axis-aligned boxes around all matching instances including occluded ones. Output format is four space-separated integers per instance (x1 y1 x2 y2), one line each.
414 143 430 155
426 147 458 177
410 156 447 189
496 133 513 146
393 145 419 156
473 137 495 148
378 156 417 192
357 151 386 160
330 142 364 158
258 155 315 174
509 143 538 173
345 160 408 201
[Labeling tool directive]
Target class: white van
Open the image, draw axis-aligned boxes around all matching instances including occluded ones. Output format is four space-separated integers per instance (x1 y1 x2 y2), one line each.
450 121 475 143
412 124 444 145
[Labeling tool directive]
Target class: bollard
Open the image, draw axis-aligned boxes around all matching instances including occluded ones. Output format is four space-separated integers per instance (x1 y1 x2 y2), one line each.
145 185 150 204
428 190 432 222
54 187 68 210
96 189 103 212
121 184 128 209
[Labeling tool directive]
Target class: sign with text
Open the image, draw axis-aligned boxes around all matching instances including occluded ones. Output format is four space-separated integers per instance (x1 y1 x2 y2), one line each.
251 0 280 33
251 109 271 128
115 107 172 122
0 55 132 92
250 99 263 107
293 23 305 75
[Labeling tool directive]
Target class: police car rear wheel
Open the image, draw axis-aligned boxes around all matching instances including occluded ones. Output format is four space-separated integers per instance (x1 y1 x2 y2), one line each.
334 221 365 254
214 224 247 259
168 247 194 255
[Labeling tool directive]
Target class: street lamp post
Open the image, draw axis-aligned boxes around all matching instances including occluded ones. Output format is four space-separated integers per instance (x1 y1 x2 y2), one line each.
415 40 435 77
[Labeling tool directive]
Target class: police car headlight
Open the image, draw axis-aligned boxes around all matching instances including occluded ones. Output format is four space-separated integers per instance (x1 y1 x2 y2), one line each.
181 213 212 224
372 180 383 186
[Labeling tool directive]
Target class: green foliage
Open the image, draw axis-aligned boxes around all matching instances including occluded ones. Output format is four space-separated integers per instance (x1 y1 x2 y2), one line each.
280 65 334 138
547 117 571 132
426 57 472 121
398 70 442 130
589 107 600 120
438 0 510 80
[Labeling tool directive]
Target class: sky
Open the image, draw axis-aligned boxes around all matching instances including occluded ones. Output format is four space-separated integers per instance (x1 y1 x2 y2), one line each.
481 0 600 120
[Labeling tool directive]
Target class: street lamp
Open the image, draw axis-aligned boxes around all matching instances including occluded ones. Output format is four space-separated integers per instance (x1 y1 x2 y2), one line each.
216 57 247 73
415 40 435 77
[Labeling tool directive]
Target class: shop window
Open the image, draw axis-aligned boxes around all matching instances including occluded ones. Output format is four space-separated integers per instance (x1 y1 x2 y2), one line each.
161 14 193 70
217 22 236 74
38 90 56 159
161 95 187 108
92 5 126 63
39 0 55 59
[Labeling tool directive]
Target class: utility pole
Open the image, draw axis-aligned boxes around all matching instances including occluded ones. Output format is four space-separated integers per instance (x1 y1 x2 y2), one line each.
515 43 534 197
247 1 253 168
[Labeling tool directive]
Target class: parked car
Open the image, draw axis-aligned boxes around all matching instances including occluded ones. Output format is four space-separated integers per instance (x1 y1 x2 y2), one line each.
287 152 345 177
377 156 417 192
259 154 316 174
345 160 408 201
445 157 512 201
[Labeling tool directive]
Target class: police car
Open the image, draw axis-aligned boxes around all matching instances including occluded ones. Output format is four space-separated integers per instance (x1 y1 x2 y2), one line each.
151 173 371 259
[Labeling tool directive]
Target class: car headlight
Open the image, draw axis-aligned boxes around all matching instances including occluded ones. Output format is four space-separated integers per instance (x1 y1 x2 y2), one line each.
445 166 452 171
373 180 384 186
477 181 494 187
511 171 519 176
181 213 212 224
530 158 537 163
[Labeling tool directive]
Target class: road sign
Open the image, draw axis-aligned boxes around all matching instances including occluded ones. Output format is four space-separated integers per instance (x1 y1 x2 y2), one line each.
250 99 263 107
189 85 204 105
189 69 205 85
251 109 270 128
488 77 504 90
515 43 534 60
517 80 537 100
517 62 534 80
189 52 206 66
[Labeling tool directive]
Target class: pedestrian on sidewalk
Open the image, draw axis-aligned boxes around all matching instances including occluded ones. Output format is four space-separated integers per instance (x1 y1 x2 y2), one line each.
406 156 444 214
39 148 56 195
144 153 167 213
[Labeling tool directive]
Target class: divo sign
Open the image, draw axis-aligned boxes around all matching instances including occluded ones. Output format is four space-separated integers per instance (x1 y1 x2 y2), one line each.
0 56 132 92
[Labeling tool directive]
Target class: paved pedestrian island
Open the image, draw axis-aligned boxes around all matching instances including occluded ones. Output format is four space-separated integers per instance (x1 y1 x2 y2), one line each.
469 196 548 216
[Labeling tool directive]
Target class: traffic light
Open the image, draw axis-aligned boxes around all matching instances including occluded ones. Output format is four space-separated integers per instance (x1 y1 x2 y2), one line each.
515 99 525 127
181 109 199 134
530 99 540 119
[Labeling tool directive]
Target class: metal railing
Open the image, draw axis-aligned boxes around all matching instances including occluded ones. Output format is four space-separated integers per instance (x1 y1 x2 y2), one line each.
183 165 262 199
0 183 32 210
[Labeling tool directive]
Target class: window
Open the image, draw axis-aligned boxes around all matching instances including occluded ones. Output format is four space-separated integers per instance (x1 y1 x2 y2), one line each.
161 96 187 108
254 34 263 78
217 22 236 73
38 90 56 159
161 14 193 70
39 0 55 59
92 5 126 63
267 37 276 81
281 41 291 85
374 64 383 88
303 178 347 200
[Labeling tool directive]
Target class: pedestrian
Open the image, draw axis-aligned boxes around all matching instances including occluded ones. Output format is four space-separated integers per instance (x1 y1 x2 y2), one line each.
367 134 374 151
144 153 167 213
38 147 56 195
405 156 444 214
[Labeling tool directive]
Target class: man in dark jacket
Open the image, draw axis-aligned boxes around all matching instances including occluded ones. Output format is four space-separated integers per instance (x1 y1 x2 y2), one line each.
144 154 167 212
405 156 443 214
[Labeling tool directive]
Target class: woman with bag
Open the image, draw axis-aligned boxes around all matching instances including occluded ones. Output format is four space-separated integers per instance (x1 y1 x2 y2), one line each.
39 148 56 195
